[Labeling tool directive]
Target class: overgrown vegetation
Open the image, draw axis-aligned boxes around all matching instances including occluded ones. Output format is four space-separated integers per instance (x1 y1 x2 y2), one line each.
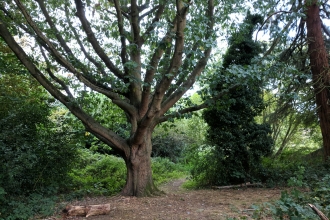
253 158 330 219
0 77 79 219
1 0 330 219
191 12 273 186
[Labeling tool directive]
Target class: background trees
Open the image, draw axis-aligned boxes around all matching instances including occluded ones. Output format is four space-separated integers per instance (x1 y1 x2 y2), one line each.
255 0 330 159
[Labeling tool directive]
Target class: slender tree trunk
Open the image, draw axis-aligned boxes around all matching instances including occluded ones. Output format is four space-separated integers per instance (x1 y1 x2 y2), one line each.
306 0 330 161
121 129 161 197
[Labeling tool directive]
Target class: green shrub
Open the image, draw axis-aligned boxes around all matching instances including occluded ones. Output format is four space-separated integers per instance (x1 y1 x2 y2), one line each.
197 12 273 187
253 189 319 219
152 157 188 185
68 150 126 197
67 153 188 199
152 134 186 163
0 101 79 219
260 147 326 187
309 174 330 209
253 163 330 219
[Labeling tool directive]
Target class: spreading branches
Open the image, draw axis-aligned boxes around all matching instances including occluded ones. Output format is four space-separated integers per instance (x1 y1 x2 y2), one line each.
158 83 239 124
151 1 190 106
64 5 109 81
1 0 219 153
140 14 177 116
74 0 125 80
36 0 75 60
160 0 215 116
0 18 130 154
255 10 292 41
113 0 130 79
130 1 191 145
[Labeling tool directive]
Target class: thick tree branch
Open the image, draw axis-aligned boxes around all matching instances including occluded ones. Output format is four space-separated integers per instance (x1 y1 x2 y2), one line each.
74 0 125 80
113 0 128 75
141 4 165 44
131 1 189 145
139 5 160 21
157 1 189 91
131 0 141 47
160 0 215 115
0 20 130 155
165 43 199 98
140 15 177 116
39 46 74 99
158 83 239 124
146 1 188 117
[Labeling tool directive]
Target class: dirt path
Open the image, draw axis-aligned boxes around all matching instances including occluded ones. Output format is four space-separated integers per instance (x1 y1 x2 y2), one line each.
50 179 282 220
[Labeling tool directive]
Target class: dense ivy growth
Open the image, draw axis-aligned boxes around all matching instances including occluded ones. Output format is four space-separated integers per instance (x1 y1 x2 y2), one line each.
192 12 273 186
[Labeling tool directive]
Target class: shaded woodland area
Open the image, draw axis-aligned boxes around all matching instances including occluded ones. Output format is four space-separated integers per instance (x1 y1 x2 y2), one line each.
0 0 330 219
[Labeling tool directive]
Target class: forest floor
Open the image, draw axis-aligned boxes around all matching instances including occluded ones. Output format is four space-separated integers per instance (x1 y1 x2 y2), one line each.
48 179 283 220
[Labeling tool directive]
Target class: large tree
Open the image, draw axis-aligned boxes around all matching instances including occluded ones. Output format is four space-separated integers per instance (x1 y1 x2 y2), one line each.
253 0 330 159
0 0 231 196
305 0 330 160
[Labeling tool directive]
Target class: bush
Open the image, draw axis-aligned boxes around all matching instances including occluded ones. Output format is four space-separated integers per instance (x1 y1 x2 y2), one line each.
68 153 188 199
253 160 330 219
0 102 78 219
260 148 326 187
152 157 188 185
68 150 127 197
196 12 273 187
152 134 186 163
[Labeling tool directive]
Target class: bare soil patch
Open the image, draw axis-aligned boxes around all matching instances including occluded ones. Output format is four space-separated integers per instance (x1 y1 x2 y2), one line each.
49 179 282 220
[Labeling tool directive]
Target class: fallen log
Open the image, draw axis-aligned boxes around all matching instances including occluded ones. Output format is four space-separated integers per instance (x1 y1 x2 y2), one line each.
308 204 329 220
63 204 111 218
212 182 263 189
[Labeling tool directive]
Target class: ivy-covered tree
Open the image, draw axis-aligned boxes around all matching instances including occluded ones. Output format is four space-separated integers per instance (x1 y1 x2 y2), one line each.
195 12 273 185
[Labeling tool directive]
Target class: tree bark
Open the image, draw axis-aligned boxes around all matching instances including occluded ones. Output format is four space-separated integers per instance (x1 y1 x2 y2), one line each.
306 0 330 161
121 129 161 197
308 204 329 220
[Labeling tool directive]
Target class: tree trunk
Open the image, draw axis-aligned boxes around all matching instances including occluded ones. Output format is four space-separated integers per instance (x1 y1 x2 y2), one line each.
306 0 330 161
121 130 161 197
